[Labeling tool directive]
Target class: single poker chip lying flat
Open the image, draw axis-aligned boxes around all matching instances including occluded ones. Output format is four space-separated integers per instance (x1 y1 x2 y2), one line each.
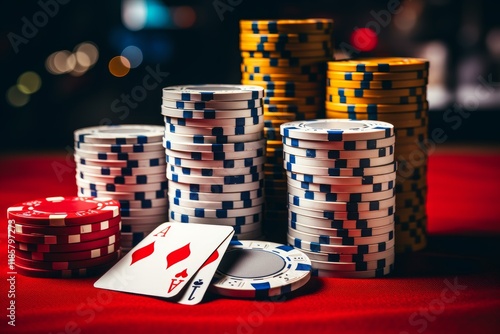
162 84 264 101
74 124 164 144
210 240 311 299
7 196 120 227
280 119 394 141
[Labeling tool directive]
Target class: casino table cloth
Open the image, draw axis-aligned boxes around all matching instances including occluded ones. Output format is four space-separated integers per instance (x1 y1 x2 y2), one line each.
1 147 499 334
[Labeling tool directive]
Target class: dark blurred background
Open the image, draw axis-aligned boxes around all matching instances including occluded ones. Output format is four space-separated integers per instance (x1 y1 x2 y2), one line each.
1 0 500 153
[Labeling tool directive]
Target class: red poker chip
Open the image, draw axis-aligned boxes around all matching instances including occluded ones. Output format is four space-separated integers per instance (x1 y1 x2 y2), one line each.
14 215 122 235
7 196 120 226
16 233 120 253
14 224 121 245
15 251 120 271
15 243 119 262
15 262 114 278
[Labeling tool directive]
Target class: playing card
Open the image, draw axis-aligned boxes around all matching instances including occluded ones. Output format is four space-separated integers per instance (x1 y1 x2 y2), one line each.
94 222 234 300
176 230 234 305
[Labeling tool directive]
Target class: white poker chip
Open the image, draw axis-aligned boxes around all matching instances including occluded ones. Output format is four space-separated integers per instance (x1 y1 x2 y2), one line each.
162 98 262 110
162 84 264 101
280 119 394 141
282 144 394 159
289 211 395 229
75 141 164 153
288 203 394 220
75 163 165 176
165 122 264 136
168 163 263 177
74 125 164 144
77 187 167 201
287 183 395 202
164 115 263 128
284 153 395 168
161 105 263 119
163 131 264 144
210 240 311 299
169 188 263 201
168 210 261 226
284 160 397 177
287 171 397 185
287 178 395 194
281 135 395 150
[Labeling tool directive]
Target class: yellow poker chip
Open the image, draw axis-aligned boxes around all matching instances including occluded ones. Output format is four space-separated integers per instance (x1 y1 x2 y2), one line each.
266 89 322 98
325 110 428 122
327 87 427 98
327 94 427 105
325 101 428 113
242 79 321 90
264 111 317 122
241 50 332 59
325 112 428 129
327 58 429 72
240 41 333 51
327 78 427 89
241 64 322 75
264 104 319 113
240 19 334 34
242 57 329 68
265 96 322 105
240 33 332 43
327 70 429 81
243 72 325 82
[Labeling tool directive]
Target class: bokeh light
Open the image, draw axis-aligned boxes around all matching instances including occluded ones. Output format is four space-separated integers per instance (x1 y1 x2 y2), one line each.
6 85 30 107
172 6 196 28
122 0 147 31
350 28 378 52
109 56 131 77
75 42 99 66
17 71 42 95
121 45 143 68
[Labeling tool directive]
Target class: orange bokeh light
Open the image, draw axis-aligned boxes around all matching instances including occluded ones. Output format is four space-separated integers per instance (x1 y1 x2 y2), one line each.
108 56 131 77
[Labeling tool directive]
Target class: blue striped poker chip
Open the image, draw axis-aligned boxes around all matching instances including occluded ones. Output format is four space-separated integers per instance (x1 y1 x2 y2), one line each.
162 84 264 101
118 198 167 209
169 210 261 225
288 234 395 255
169 188 263 201
210 240 311 299
76 156 163 168
168 171 262 185
281 136 395 151
74 125 164 144
280 119 394 142
78 187 167 200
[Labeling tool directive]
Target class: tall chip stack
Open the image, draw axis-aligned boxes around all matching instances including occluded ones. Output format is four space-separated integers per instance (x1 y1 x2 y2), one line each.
74 125 168 252
325 58 429 252
8 196 121 278
239 19 335 241
281 119 396 278
161 84 266 240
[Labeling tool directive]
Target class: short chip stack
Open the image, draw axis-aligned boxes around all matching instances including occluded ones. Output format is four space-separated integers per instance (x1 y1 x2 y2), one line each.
74 125 168 252
8 196 121 278
325 58 429 252
281 119 396 278
161 84 266 240
239 19 334 241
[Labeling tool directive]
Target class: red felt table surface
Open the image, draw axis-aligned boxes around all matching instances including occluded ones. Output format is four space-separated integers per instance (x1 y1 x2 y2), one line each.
1 149 499 334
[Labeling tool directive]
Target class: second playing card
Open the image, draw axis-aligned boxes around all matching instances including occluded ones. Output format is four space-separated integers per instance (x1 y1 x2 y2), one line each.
94 222 234 299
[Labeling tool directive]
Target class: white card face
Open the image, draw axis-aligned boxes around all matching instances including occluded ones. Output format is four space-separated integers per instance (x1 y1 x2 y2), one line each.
176 230 234 305
94 222 234 299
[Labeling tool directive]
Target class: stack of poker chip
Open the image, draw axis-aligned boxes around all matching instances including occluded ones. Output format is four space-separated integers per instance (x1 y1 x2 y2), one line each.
161 84 266 240
74 125 167 252
8 196 121 278
239 19 334 240
281 119 396 278
325 58 429 253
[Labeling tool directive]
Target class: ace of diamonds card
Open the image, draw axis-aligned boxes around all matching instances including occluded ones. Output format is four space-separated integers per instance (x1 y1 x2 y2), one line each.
94 222 234 303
